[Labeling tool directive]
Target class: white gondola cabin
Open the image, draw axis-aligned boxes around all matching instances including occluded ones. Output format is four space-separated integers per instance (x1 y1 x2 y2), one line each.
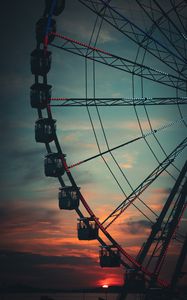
35 118 56 143
77 217 99 240
30 83 51 109
59 186 79 210
30 49 52 76
45 0 65 16
45 153 65 177
99 246 121 267
35 18 56 44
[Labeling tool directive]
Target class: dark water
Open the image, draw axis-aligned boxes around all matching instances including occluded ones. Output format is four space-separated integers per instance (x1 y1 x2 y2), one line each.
0 293 119 300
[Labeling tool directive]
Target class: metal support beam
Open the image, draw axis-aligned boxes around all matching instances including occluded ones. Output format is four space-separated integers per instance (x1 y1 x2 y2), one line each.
50 97 187 107
170 234 187 290
136 0 187 67
137 160 187 264
102 138 187 229
78 0 187 77
51 33 187 91
153 179 187 279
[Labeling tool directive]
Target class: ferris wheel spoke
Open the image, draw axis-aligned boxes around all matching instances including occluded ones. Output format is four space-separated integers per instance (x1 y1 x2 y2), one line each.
132 0 186 77
67 115 186 169
137 160 187 264
153 0 187 41
86 53 158 223
135 0 187 74
170 233 187 289
78 0 187 77
152 183 187 279
66 114 186 224
170 0 187 37
139 0 185 39
143 98 186 179
132 96 178 181
102 137 187 229
49 96 187 106
177 101 187 128
50 33 186 90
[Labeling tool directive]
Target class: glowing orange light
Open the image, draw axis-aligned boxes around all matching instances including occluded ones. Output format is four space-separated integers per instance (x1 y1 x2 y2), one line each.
102 284 109 288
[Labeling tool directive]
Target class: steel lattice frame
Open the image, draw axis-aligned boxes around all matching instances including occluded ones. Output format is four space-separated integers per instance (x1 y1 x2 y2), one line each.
31 0 187 298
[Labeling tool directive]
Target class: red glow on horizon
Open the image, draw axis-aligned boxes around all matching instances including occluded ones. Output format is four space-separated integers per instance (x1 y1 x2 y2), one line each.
98 274 123 288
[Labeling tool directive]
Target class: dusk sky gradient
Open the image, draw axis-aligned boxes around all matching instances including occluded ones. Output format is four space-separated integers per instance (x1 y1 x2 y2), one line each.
0 0 187 291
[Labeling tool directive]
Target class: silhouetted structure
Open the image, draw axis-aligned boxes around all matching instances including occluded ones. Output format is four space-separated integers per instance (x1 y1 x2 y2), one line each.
59 186 80 210
45 153 65 177
99 246 121 268
31 1 187 300
35 118 56 143
78 218 99 240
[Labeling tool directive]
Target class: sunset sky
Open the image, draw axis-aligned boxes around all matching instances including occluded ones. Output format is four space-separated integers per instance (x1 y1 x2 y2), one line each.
1 0 187 290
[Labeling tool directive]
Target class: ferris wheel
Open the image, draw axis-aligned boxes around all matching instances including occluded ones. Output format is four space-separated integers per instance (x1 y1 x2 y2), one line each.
30 0 187 299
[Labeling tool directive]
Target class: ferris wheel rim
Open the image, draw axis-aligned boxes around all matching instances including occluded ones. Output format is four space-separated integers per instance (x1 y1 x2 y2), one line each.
32 0 187 290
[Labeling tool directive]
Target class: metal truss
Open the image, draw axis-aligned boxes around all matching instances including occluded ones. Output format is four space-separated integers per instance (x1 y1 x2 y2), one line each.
153 178 187 279
50 96 187 107
137 160 187 265
135 0 187 67
171 234 187 290
51 33 187 91
78 0 187 77
102 137 187 229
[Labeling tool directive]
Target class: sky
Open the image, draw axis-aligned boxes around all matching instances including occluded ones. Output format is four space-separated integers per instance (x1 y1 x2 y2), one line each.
0 0 187 291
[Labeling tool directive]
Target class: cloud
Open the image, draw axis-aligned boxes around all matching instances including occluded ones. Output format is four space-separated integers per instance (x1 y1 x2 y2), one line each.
0 145 44 190
0 250 94 267
0 200 98 257
116 119 165 133
120 151 138 169
144 187 169 212
0 250 97 289
0 201 60 236
125 220 151 235
0 249 123 289
1 73 31 95
58 0 116 45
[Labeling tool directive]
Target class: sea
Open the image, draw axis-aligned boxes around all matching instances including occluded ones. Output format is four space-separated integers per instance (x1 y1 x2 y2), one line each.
0 292 121 300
